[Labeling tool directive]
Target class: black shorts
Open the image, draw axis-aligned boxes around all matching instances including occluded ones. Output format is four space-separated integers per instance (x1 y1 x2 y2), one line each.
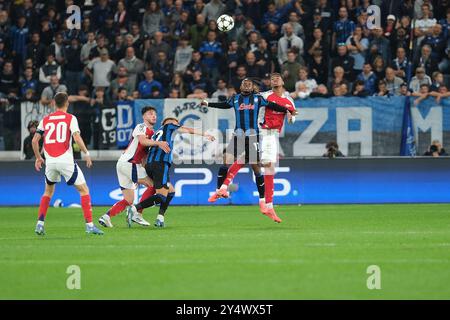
145 162 170 189
224 134 260 164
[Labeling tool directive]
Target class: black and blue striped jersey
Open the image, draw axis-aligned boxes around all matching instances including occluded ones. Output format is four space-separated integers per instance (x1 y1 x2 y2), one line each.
207 93 289 136
147 123 181 165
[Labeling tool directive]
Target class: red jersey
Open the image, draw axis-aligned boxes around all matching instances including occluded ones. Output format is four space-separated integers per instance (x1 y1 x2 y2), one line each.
260 90 296 132
37 111 80 164
119 123 154 164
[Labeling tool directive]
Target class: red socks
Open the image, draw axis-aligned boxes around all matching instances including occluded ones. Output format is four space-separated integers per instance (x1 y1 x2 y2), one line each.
223 162 244 187
108 199 130 217
138 186 156 213
81 195 93 223
264 175 274 205
38 195 51 221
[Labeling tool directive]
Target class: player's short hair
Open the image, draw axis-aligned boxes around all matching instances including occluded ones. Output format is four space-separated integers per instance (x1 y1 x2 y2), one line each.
54 92 68 108
141 106 156 115
162 117 179 125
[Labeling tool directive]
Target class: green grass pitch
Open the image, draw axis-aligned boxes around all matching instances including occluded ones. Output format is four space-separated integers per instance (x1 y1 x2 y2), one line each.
1 204 450 299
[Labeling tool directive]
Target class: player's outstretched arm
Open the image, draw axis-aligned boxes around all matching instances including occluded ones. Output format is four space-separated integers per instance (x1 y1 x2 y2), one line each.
137 135 171 153
266 101 298 115
73 132 92 168
200 99 232 109
178 126 215 141
32 132 44 171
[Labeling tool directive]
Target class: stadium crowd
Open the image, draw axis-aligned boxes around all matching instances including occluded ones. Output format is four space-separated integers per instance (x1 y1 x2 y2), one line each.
0 0 449 152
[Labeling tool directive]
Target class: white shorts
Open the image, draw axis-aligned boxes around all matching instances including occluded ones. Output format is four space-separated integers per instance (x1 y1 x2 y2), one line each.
260 129 279 164
116 160 148 190
45 162 86 186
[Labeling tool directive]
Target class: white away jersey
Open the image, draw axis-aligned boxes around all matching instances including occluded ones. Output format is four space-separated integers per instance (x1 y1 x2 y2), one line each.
119 123 154 164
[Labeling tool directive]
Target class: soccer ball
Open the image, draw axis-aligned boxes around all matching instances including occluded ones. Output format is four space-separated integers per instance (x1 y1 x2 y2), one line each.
217 14 234 32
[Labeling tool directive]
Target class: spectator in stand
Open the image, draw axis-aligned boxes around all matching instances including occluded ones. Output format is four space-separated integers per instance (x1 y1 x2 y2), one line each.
152 50 173 88
169 72 186 98
148 31 172 63
310 84 331 98
277 23 303 67
368 27 391 64
372 56 386 82
413 44 439 77
23 120 41 160
231 65 247 91
185 50 208 83
346 26 368 77
225 40 245 78
199 30 222 82
244 51 264 79
309 49 328 86
189 14 208 50
430 71 445 91
390 47 410 80
424 140 448 157
26 32 46 70
85 48 115 90
332 7 355 51
421 24 446 62
352 80 369 97
409 67 432 93
38 52 61 86
81 32 97 66
89 34 108 61
282 11 305 41
90 0 111 29
19 67 38 99
114 0 129 34
188 69 211 95
306 27 329 63
414 3 437 46
10 15 29 69
118 47 145 91
211 78 229 100
0 61 18 95
50 32 66 67
412 83 432 105
254 38 273 76
187 87 207 99
40 75 67 106
291 67 318 99
65 38 84 95
356 62 377 95
373 80 391 97
384 67 404 96
262 2 282 27
69 85 95 146
281 50 302 92
202 0 225 22
174 36 194 73
142 0 164 37
331 43 355 81
328 66 349 94
138 69 163 99
110 66 134 101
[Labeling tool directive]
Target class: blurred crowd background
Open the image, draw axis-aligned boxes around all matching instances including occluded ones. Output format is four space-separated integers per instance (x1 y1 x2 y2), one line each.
0 0 449 152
